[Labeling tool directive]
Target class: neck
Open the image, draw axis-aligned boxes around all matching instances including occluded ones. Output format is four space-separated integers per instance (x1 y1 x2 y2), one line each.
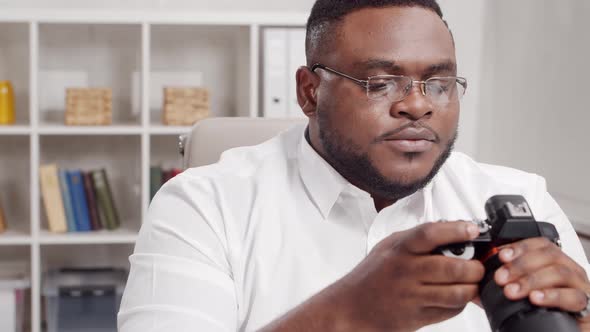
372 196 396 212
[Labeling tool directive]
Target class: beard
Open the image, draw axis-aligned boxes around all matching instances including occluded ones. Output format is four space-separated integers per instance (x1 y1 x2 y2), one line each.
317 112 457 202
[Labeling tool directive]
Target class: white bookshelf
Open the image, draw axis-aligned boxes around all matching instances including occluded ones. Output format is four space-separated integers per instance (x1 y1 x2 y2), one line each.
0 9 307 332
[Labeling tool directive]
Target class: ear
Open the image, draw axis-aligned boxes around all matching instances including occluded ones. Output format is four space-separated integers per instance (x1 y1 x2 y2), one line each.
295 66 319 118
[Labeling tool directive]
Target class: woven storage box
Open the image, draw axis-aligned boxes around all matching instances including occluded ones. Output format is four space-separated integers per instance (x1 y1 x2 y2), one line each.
162 87 209 126
65 88 112 126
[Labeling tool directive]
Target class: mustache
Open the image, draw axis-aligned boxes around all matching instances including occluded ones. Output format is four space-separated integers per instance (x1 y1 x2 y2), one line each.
374 121 440 143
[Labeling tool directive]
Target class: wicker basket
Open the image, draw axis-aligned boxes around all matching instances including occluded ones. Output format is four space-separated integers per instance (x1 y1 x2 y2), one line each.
162 87 209 126
65 88 112 126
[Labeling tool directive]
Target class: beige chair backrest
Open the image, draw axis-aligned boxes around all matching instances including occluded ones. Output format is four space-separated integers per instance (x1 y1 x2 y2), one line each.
182 117 307 169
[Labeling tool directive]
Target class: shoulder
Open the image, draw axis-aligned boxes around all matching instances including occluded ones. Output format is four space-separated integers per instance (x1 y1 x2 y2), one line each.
432 152 548 217
440 151 545 191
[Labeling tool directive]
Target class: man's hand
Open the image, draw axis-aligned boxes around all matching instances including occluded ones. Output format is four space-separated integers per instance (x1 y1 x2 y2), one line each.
494 237 590 331
341 221 484 331
260 221 485 332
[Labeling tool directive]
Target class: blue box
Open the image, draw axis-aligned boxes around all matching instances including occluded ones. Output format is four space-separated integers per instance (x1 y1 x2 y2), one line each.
43 268 126 332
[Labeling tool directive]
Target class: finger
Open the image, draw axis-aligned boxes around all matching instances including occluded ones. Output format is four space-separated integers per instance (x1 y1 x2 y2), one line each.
495 245 586 286
402 221 480 254
502 264 588 300
497 237 556 263
415 256 484 284
420 284 479 309
529 288 588 314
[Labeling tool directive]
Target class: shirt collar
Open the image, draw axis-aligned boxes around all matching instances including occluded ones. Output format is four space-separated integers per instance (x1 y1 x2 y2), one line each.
297 126 435 220
298 127 372 219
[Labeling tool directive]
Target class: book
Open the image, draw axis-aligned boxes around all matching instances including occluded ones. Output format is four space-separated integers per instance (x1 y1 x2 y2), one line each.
83 172 102 231
58 169 77 232
92 169 120 230
66 170 92 232
0 198 6 233
96 194 109 230
38 164 68 233
149 166 162 202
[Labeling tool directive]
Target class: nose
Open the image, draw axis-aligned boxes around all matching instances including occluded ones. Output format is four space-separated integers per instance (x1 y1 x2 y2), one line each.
389 84 433 120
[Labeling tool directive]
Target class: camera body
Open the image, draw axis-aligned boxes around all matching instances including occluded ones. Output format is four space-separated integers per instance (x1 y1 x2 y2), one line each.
437 195 579 332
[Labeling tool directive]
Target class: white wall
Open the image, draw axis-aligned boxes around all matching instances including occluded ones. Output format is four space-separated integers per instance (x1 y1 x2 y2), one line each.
437 0 486 157
477 0 590 227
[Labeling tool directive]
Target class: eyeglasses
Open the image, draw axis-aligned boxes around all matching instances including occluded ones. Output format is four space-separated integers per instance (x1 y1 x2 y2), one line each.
311 63 467 106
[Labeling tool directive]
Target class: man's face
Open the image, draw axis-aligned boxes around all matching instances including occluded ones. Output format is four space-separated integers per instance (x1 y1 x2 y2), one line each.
309 6 460 201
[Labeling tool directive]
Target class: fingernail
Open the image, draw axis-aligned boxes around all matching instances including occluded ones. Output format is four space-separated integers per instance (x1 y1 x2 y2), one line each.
467 224 479 237
506 283 520 295
531 291 544 302
501 248 514 261
496 268 509 284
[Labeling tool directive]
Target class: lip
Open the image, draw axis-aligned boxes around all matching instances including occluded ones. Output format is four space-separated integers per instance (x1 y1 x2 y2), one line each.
384 127 437 141
382 128 436 153
384 139 434 153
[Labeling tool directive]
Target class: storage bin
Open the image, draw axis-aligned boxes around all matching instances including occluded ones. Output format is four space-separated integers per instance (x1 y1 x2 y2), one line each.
65 88 112 125
43 268 127 332
162 86 209 125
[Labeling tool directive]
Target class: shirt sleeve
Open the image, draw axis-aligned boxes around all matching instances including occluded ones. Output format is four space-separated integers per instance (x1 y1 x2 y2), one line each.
530 176 590 275
118 173 238 332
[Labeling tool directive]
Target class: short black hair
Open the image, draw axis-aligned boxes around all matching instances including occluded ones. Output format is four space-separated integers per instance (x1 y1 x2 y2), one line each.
305 0 449 66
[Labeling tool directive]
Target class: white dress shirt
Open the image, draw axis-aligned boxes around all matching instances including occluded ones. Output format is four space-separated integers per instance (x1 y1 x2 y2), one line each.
118 124 589 332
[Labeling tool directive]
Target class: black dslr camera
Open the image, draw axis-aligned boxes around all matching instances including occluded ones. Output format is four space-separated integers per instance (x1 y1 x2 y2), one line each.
437 195 579 332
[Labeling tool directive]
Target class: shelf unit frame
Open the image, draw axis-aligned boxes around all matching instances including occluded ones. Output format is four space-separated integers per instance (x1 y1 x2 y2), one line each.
0 9 307 332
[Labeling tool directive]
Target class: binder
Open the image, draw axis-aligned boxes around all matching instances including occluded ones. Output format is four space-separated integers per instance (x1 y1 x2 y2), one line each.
263 28 289 117
287 28 307 118
262 27 307 118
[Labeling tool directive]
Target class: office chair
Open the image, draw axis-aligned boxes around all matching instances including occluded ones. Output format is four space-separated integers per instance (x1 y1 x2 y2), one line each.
180 117 306 169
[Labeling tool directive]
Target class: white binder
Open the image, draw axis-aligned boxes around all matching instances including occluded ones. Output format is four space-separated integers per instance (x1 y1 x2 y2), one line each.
287 28 307 118
263 28 289 118
262 27 306 118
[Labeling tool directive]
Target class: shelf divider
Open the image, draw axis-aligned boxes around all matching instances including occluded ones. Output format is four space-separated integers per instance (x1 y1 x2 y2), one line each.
29 19 41 332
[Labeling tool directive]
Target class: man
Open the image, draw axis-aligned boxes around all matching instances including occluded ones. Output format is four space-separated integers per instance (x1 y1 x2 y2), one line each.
118 1 590 331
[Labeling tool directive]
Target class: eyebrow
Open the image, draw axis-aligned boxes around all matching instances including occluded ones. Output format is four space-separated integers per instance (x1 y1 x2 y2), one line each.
354 59 402 72
423 61 457 77
354 59 457 76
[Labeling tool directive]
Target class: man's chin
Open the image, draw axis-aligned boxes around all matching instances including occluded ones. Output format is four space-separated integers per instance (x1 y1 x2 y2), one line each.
380 165 433 184
381 177 429 193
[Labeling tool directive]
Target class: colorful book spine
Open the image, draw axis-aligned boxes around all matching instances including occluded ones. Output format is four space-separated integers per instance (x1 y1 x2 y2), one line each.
39 164 68 233
83 172 102 231
92 169 120 230
67 170 92 232
58 169 77 232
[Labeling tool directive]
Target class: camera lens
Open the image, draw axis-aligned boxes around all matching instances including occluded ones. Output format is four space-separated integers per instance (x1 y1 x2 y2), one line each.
480 254 579 332
450 247 465 256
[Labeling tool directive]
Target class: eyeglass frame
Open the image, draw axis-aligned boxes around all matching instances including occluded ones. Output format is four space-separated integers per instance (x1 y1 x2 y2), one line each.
310 63 468 104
